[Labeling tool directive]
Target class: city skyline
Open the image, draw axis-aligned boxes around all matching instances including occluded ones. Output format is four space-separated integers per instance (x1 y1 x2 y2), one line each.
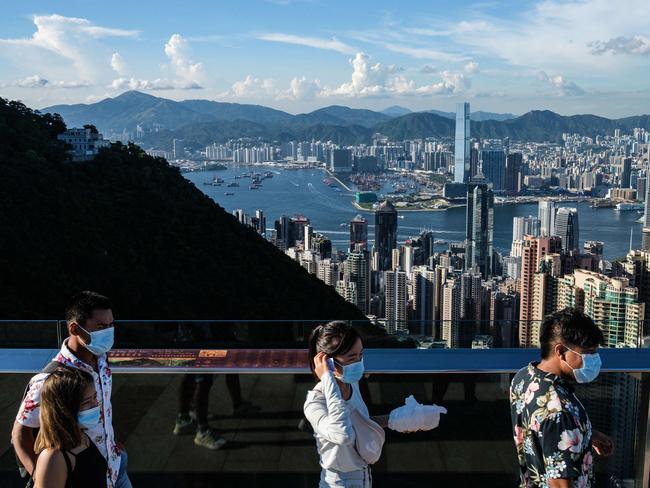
1 1 649 117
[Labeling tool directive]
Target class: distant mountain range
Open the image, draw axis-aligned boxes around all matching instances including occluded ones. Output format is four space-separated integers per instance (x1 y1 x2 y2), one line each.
41 91 650 149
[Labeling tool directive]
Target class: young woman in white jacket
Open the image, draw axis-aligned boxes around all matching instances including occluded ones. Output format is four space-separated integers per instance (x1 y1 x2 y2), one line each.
304 321 447 487
304 321 380 487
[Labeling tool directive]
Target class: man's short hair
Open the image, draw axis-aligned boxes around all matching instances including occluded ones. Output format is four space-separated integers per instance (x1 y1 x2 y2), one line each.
539 308 604 359
65 291 112 326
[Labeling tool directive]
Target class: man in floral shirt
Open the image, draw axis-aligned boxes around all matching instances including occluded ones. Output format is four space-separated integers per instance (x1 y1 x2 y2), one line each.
11 291 131 488
510 308 614 488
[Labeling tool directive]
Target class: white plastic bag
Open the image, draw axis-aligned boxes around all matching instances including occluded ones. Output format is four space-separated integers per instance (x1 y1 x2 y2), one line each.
388 395 447 433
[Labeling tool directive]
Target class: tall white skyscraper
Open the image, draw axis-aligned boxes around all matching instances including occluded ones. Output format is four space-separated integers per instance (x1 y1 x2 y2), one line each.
454 102 470 184
555 207 580 252
538 200 556 237
513 216 541 241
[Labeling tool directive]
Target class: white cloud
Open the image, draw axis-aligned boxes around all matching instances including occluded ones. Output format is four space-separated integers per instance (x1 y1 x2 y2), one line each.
464 61 479 75
537 71 585 96
589 35 650 56
1 75 90 89
110 77 201 91
110 52 127 76
280 76 323 100
448 0 650 75
164 34 204 85
256 33 356 54
322 52 473 98
0 14 138 80
228 75 278 98
378 42 467 62
323 53 398 97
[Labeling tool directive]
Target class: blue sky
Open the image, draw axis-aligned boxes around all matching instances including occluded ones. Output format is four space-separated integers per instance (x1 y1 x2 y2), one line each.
1 0 649 117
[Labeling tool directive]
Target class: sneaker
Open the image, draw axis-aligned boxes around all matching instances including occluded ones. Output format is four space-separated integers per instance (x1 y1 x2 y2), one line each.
194 429 227 450
173 416 196 435
233 401 261 416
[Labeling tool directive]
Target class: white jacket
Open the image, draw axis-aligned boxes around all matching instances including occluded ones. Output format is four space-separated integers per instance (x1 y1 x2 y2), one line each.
304 371 369 472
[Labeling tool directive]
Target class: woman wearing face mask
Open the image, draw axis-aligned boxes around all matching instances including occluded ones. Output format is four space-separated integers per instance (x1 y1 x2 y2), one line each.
304 321 446 488
31 366 108 488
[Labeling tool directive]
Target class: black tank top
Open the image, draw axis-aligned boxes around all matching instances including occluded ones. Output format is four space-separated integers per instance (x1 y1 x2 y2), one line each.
62 436 108 488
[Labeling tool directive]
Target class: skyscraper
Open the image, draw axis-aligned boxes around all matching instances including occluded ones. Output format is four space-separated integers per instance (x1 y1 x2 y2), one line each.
480 149 506 190
513 216 541 241
454 102 470 184
441 278 461 347
374 200 398 271
538 200 555 237
465 183 494 278
555 207 580 252
348 250 371 314
349 215 368 252
519 235 563 347
385 269 408 332
412 266 436 336
505 152 522 193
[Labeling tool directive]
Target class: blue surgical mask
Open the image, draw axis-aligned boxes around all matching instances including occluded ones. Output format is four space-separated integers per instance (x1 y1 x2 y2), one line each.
78 325 114 355
563 346 601 384
78 406 101 429
335 359 365 384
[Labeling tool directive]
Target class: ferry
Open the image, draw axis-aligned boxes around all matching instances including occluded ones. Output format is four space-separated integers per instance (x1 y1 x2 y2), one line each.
434 239 448 245
227 182 239 187
224 192 235 196
616 202 644 211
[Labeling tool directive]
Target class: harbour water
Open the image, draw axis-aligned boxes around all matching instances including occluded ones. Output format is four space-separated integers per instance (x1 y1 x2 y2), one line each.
185 167 644 260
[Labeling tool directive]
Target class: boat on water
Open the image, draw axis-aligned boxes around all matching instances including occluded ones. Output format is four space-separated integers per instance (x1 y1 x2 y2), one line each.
340 223 349 227
398 215 405 219
434 239 447 245
227 182 239 187
224 192 235 196
616 202 644 211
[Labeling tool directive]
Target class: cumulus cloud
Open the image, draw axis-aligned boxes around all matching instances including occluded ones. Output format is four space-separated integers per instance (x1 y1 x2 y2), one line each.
537 71 585 96
110 52 127 76
164 34 204 84
227 75 278 98
464 61 479 75
589 35 650 56
281 76 323 100
323 53 399 97
256 33 356 54
0 14 137 80
1 75 90 89
110 77 201 91
420 65 437 74
109 35 204 92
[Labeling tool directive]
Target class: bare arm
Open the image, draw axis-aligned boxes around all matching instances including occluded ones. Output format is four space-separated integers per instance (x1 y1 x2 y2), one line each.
547 479 571 488
11 421 37 477
33 449 67 488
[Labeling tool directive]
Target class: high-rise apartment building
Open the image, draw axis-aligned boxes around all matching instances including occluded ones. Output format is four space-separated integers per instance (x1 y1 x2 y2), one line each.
412 266 436 336
454 102 470 184
480 149 506 190
513 216 541 241
348 250 371 314
385 269 408 332
504 152 522 193
349 215 368 252
441 278 461 347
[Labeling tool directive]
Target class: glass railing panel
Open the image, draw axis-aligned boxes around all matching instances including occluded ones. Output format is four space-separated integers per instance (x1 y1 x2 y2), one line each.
0 371 647 487
0 321 59 349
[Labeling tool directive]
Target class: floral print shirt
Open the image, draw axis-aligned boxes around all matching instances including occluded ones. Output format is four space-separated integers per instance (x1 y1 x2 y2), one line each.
510 362 593 488
16 340 119 487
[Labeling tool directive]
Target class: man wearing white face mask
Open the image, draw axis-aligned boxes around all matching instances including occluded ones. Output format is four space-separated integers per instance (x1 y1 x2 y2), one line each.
510 309 614 488
12 291 131 488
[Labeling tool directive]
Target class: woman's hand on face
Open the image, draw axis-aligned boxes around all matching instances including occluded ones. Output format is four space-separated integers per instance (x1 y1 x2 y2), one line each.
314 352 330 380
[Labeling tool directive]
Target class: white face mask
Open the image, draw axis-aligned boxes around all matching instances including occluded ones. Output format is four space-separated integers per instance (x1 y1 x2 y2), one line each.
562 346 602 383
78 324 114 355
